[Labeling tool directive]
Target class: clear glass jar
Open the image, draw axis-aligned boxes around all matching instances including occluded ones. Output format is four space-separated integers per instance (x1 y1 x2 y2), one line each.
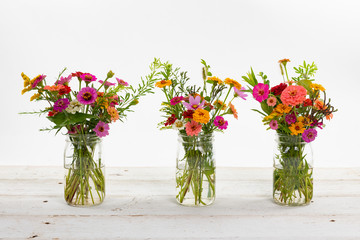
64 134 105 206
273 133 313 206
176 132 215 206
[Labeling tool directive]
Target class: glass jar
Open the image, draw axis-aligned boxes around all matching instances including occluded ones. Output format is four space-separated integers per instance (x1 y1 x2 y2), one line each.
176 132 215 206
64 134 105 206
273 133 313 206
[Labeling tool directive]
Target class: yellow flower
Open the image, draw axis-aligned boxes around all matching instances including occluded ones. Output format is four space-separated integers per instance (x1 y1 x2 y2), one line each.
193 109 210 124
289 122 305 135
21 86 32 95
297 116 312 126
30 93 41 101
224 78 242 90
263 112 278 121
155 80 172 88
207 76 223 85
213 100 227 110
21 72 31 88
274 104 292 114
310 83 325 91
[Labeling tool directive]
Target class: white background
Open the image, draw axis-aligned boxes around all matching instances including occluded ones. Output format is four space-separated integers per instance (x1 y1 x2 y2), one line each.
0 0 358 167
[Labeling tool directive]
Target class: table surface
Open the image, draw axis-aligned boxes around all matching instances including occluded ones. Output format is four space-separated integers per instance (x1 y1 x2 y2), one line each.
0 166 359 240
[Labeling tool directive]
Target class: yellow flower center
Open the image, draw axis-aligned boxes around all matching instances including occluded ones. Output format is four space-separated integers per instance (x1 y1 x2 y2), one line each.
83 92 92 100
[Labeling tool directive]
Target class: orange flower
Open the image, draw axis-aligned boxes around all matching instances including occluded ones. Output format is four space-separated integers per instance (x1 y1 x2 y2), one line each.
274 104 292 114
44 85 63 91
326 113 333 120
314 99 326 110
193 109 210 124
310 83 326 92
107 107 119 122
229 103 238 120
207 76 223 85
155 80 172 88
224 78 242 90
289 122 305 135
278 59 290 64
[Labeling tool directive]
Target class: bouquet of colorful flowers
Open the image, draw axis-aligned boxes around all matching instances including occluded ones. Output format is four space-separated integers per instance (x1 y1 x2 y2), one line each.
242 59 337 205
151 59 247 205
21 67 156 205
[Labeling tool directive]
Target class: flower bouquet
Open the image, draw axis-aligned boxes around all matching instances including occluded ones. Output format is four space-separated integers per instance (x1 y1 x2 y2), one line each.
242 59 337 205
21 67 157 206
150 59 247 206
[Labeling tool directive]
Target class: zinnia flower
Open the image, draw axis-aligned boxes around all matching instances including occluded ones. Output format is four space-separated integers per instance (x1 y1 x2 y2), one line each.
229 103 238 119
280 85 307 106
77 87 97 105
278 59 290 65
310 83 325 92
58 85 71 95
193 109 210 124
172 119 185 130
93 121 110 138
302 128 317 143
303 99 313 107
185 120 202 136
44 85 63 91
289 122 305 135
314 99 326 110
31 74 46 88
274 104 292 115
165 114 177 126
214 116 228 130
56 74 72 85
107 106 119 122
170 96 184 106
183 95 205 110
72 72 84 78
116 78 129 86
207 76 223 85
285 113 297 125
182 110 194 119
267 96 277 107
66 99 84 114
270 120 278 130
234 87 248 100
224 78 242 90
99 80 116 86
53 98 70 112
80 73 97 82
155 80 172 88
253 83 270 102
270 83 287 96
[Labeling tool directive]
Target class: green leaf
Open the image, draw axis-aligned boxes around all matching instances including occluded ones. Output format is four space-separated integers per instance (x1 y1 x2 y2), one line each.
260 101 273 115
298 79 312 92
251 109 267 117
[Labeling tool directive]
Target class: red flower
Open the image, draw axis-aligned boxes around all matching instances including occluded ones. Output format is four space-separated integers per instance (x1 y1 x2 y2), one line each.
71 71 84 78
182 110 194 119
58 85 71 95
48 110 58 117
303 99 313 107
165 114 177 126
270 83 287 96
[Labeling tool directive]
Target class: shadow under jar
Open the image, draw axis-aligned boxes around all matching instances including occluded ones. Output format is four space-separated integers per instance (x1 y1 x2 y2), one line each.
273 133 313 206
64 134 105 207
176 132 215 206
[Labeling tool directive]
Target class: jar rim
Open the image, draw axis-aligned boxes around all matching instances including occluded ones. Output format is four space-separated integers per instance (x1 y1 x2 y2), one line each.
65 134 101 142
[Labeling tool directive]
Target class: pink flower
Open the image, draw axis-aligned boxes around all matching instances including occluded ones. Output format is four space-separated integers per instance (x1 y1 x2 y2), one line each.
80 73 97 82
93 121 110 138
267 96 277 107
32 75 46 88
253 83 270 102
270 120 278 130
170 96 184 105
77 87 97 105
285 113 296 125
185 120 202 136
116 78 129 86
99 80 116 86
182 95 205 110
53 98 70 112
302 128 317 143
234 87 248 100
56 74 72 85
214 116 228 130
280 85 307 106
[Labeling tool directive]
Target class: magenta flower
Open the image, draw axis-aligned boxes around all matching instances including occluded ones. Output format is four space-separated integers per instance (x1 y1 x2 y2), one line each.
214 116 228 130
93 121 110 138
116 78 129 86
311 119 323 129
32 74 46 88
170 96 184 105
77 87 97 105
99 80 116 86
56 74 72 85
234 87 248 100
53 98 70 112
182 95 205 110
80 73 97 82
302 128 317 143
270 120 278 130
285 113 296 125
253 83 270 102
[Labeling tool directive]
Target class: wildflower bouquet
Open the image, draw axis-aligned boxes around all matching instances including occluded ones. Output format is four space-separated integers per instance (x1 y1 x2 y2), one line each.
21 67 156 206
151 58 247 206
242 59 337 205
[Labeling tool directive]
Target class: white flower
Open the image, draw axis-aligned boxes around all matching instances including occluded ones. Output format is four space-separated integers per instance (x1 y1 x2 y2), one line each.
172 119 185 130
65 99 84 114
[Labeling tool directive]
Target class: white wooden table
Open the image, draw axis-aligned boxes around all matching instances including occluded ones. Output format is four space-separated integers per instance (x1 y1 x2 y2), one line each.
0 167 359 240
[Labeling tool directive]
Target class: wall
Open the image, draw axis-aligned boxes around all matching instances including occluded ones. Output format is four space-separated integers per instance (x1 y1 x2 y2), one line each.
0 0 358 167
